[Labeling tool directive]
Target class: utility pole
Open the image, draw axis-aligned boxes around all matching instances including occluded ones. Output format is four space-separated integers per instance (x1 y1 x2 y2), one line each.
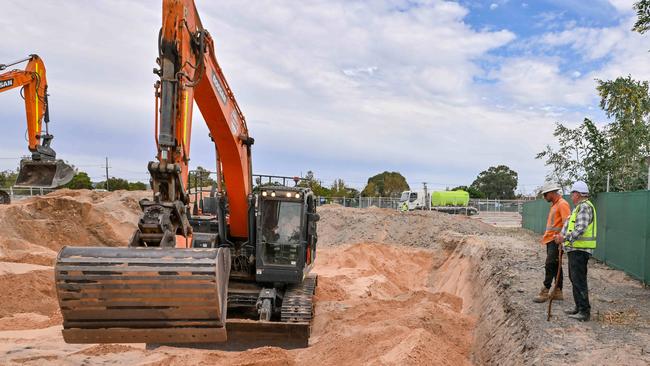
105 157 110 191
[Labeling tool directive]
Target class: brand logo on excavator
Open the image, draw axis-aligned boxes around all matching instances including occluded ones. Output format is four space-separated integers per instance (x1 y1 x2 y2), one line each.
230 110 239 135
0 79 13 90
211 72 227 105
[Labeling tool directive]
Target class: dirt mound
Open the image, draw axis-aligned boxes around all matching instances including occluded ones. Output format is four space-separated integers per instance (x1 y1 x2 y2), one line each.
0 189 145 265
317 204 495 248
0 269 56 320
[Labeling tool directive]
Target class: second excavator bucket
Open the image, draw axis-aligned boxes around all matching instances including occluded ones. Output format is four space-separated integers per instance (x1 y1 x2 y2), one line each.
55 246 231 344
14 159 75 188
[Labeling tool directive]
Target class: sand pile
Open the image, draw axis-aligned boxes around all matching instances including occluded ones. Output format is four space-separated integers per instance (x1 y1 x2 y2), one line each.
317 204 495 248
0 189 145 266
0 190 146 333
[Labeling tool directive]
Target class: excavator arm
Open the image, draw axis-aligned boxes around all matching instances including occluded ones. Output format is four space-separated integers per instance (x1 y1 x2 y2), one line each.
0 55 73 187
0 54 49 156
125 0 254 249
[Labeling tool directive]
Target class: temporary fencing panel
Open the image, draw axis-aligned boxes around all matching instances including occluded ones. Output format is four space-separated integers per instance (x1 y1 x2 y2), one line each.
522 191 650 284
521 199 550 234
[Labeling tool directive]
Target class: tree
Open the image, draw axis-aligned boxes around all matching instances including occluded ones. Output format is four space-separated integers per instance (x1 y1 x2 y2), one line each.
188 166 216 189
96 177 149 191
330 178 359 198
537 76 650 194
536 119 611 194
361 171 409 197
597 77 650 191
0 169 18 188
95 177 128 191
471 165 518 199
451 185 485 199
128 182 148 191
633 1 650 34
297 170 331 197
63 171 93 190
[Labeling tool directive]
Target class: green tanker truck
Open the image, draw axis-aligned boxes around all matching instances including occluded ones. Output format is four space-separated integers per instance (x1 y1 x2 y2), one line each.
399 190 477 215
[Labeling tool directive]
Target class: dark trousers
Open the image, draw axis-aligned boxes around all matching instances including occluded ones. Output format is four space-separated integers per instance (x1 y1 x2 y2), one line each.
568 250 591 314
543 242 563 290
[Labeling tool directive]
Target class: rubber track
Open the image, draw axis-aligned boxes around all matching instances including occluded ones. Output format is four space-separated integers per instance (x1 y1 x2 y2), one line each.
280 274 317 323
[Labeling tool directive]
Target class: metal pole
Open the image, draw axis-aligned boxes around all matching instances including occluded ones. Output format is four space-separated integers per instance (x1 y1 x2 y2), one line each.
646 157 650 190
423 182 429 210
105 157 109 191
607 172 611 192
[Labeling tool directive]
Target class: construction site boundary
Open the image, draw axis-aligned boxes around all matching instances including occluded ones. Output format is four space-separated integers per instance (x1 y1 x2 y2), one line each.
317 196 531 212
522 191 650 284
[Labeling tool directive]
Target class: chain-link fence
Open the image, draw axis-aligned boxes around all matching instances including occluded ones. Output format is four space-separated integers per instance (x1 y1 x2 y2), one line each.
470 198 534 213
317 196 533 212
315 196 401 209
3 186 56 202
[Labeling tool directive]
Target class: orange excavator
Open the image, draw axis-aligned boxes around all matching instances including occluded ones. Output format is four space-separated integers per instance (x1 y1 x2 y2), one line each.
54 0 319 348
0 55 74 202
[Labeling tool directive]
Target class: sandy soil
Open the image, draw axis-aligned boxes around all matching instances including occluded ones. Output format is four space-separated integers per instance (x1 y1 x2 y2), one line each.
1 194 650 365
0 189 145 266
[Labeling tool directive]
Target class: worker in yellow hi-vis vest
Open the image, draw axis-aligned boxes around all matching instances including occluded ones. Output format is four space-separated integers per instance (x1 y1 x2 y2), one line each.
555 181 597 322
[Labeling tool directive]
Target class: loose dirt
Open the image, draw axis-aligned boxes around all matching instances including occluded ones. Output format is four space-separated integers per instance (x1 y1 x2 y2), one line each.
1 194 650 365
0 189 144 266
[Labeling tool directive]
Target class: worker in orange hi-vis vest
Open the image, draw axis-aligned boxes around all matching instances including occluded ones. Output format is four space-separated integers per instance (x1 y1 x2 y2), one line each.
533 182 571 303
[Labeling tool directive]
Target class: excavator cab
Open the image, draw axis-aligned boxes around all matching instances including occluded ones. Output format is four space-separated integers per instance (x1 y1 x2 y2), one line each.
256 187 318 284
220 185 318 349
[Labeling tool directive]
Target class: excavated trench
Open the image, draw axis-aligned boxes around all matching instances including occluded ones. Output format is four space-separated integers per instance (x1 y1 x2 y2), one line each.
430 236 532 365
0 195 534 365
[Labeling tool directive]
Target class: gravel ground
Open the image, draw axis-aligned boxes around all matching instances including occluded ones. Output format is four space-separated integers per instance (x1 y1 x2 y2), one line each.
481 228 650 365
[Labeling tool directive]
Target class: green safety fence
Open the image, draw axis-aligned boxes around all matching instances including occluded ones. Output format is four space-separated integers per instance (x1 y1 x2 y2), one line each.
522 191 650 284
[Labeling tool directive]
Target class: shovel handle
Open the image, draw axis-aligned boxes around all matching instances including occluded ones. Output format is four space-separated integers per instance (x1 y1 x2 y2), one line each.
547 247 564 321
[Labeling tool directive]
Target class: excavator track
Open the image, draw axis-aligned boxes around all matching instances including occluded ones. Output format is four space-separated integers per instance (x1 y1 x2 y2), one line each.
281 274 317 323
224 274 317 350
55 246 230 344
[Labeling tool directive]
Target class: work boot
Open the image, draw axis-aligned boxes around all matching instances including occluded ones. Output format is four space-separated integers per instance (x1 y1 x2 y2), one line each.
563 307 579 315
568 312 590 321
533 287 549 303
550 288 563 301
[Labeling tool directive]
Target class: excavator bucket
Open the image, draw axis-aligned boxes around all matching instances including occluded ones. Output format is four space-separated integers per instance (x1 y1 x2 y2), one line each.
14 158 74 188
55 246 230 344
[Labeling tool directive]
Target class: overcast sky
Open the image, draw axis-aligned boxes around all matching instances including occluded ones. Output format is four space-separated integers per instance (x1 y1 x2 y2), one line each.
1 0 649 194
